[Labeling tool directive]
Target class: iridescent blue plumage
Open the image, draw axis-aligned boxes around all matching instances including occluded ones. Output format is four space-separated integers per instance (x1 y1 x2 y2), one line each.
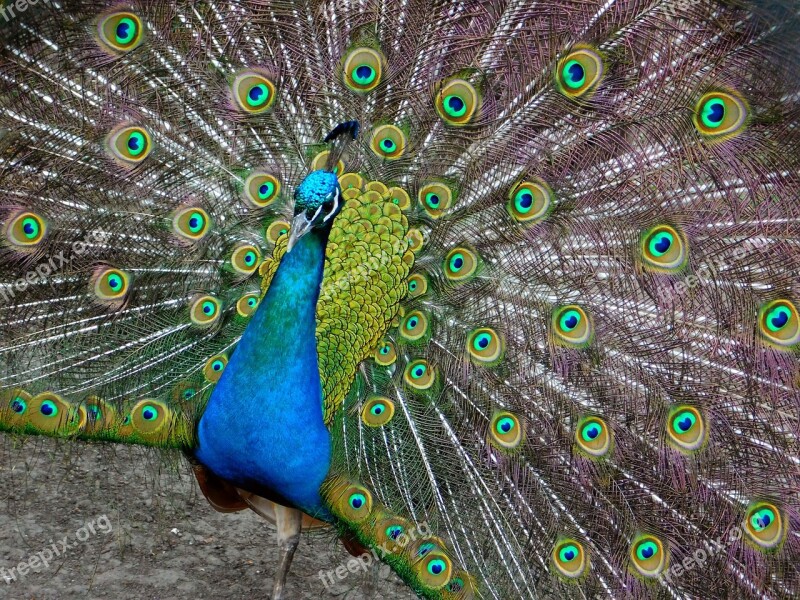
196 168 343 518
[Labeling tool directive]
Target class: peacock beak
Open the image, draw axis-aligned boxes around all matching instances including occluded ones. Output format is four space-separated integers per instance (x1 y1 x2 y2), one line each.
287 210 315 253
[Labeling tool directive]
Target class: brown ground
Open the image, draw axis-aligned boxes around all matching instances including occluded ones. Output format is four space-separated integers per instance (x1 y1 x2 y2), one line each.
0 434 418 600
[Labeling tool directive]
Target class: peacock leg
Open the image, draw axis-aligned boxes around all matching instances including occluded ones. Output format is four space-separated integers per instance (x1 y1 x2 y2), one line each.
271 504 303 600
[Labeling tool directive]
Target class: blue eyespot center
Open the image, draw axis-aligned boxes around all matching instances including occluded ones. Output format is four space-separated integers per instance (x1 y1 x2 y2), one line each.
564 60 586 89
560 310 580 331
40 400 57 417
349 493 366 510
11 398 26 414
428 559 445 575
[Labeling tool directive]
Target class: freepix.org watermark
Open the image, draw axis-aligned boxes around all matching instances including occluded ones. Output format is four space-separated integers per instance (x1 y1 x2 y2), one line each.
0 229 111 304
0 0 53 23
318 521 433 589
1 515 113 584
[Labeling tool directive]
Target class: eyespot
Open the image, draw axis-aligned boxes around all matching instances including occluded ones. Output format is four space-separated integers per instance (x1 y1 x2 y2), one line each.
232 71 276 113
190 295 222 327
443 246 479 283
641 225 687 272
329 481 373 523
374 516 413 554
93 267 130 302
466 327 504 365
172 207 211 242
442 571 476 599
407 229 425 253
236 292 260 317
744 502 785 549
552 305 592 347
556 47 604 98
552 539 588 580
407 274 428 299
265 220 290 245
418 183 453 219
414 551 453 589
130 399 171 437
245 173 281 208
575 416 612 457
435 79 479 125
343 47 384 92
373 340 398 366
400 310 430 343
203 354 228 383
28 392 77 433
387 187 411 210
370 124 406 160
507 180 553 224
5 211 47 247
693 91 748 140
361 396 395 427
107 125 152 164
666 405 706 452
170 380 201 405
758 299 800 348
1 388 32 430
81 396 115 434
404 359 435 390
230 244 262 275
630 535 667 578
98 12 143 53
488 411 524 450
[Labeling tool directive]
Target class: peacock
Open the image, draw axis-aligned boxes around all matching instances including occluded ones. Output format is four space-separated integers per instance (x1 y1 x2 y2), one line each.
1 0 799 598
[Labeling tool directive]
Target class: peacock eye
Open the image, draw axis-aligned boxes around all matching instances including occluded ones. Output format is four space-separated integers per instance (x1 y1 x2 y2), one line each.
108 124 152 164
552 305 593 347
641 225 687 272
552 538 589 580
6 211 47 247
693 91 748 139
418 182 453 219
233 71 277 113
556 47 604 98
343 47 384 92
370 124 406 160
98 12 144 53
362 396 395 426
744 502 785 549
489 411 524 450
575 416 612 457
190 295 222 327
666 405 706 452
758 299 799 348
435 78 480 125
94 267 131 302
630 535 667 578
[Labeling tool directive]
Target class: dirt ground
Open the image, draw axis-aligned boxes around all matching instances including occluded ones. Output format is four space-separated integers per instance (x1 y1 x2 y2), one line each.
0 434 418 600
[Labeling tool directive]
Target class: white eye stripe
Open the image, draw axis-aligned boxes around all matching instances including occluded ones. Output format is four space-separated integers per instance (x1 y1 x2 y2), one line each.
323 186 340 223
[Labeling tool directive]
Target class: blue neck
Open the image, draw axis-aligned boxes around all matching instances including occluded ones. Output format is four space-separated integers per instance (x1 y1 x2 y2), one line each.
196 227 332 519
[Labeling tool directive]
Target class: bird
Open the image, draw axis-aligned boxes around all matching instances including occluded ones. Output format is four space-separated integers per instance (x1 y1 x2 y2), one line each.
0 0 799 599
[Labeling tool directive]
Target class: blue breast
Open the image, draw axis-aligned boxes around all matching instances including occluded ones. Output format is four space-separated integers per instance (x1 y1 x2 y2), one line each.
196 230 332 519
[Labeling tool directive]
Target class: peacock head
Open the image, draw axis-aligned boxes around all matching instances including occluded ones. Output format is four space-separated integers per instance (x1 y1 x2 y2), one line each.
287 169 342 252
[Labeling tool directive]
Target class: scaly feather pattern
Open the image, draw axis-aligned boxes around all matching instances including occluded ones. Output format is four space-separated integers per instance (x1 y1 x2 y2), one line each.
1 1 799 599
